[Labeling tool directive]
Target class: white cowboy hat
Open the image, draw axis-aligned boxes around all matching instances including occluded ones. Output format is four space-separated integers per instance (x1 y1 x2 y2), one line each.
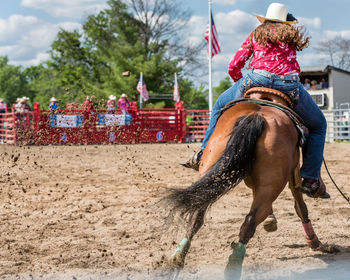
50 97 57 102
256 3 295 24
121 93 127 98
16 98 22 102
109 95 116 100
22 96 29 101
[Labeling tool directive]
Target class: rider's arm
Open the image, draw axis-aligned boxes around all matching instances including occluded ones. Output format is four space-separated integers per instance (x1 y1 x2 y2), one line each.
228 33 254 82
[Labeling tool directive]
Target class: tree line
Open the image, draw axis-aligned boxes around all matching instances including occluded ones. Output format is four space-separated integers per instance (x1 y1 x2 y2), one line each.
0 0 210 110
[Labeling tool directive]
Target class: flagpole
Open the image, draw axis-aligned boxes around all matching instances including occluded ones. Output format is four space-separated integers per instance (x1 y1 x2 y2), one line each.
175 72 178 102
208 0 213 112
140 72 143 109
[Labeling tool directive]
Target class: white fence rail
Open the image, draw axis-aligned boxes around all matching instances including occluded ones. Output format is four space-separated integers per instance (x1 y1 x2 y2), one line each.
323 108 350 142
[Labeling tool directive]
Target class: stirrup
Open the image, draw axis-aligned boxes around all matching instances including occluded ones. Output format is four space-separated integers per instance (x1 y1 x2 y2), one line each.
180 150 203 171
300 177 330 199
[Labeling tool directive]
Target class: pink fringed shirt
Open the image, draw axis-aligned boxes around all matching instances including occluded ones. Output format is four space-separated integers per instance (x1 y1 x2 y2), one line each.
228 33 300 82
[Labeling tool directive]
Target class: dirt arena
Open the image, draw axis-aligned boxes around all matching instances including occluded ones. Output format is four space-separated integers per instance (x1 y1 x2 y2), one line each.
0 142 350 279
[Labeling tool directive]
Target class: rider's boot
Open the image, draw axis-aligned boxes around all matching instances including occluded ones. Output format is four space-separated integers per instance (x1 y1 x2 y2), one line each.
300 176 330 199
180 150 203 171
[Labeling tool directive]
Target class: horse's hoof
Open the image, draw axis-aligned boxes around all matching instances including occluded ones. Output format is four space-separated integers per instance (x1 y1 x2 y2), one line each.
263 214 278 232
168 238 191 268
224 242 246 280
318 244 340 254
307 237 339 253
168 255 184 269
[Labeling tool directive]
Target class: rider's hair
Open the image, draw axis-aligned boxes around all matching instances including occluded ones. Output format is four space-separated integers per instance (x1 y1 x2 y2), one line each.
249 21 310 51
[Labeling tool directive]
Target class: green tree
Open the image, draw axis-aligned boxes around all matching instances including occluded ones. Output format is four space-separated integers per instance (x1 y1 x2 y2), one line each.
24 64 66 108
213 76 232 103
0 56 32 105
81 0 199 107
25 0 208 109
179 80 208 110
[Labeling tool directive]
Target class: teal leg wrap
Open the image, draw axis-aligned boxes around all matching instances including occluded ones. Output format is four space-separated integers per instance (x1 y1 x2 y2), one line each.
224 242 246 280
169 238 191 267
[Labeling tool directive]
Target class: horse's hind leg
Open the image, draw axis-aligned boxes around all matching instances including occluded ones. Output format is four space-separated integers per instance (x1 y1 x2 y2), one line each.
225 192 276 280
289 167 338 253
168 205 208 268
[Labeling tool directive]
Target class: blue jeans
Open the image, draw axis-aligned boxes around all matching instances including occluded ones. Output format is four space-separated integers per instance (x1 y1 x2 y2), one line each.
201 69 327 180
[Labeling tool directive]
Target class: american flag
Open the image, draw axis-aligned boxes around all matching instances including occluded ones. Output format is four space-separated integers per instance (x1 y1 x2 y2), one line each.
204 11 221 57
173 73 180 102
136 73 149 101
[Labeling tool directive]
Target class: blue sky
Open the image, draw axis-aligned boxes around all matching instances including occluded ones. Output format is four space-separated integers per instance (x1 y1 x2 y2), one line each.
0 0 349 86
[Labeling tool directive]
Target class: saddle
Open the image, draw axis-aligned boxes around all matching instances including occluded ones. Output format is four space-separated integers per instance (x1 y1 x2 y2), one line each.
223 87 308 147
244 87 293 108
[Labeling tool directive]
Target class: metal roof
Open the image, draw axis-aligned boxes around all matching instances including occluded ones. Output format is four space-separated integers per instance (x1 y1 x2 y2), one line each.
300 65 328 72
301 65 350 75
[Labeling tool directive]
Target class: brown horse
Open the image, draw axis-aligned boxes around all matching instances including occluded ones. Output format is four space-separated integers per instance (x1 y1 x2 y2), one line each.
164 90 336 279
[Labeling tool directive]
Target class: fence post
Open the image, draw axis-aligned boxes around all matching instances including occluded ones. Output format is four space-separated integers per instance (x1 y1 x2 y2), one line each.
175 101 186 143
33 102 41 144
130 101 139 143
11 106 17 145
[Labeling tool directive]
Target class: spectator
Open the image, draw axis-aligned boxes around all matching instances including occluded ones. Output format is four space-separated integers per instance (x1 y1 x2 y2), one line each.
107 95 117 113
48 97 59 111
21 97 31 112
0 98 6 114
82 96 95 113
321 78 329 89
118 93 130 115
48 97 59 127
15 98 23 112
303 78 311 90
82 96 95 129
310 80 319 90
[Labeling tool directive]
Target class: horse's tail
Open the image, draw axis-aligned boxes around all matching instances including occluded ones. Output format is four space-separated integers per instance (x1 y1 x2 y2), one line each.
165 113 266 220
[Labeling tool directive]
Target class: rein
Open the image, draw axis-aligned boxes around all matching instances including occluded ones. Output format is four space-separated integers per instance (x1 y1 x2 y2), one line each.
323 159 350 205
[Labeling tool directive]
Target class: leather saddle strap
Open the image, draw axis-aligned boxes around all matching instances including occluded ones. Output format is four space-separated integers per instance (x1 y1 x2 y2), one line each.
221 98 309 144
244 87 294 108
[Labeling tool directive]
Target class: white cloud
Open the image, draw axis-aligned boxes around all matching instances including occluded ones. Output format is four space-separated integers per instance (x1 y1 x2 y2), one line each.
0 13 82 66
298 50 329 69
11 51 50 67
298 17 321 29
0 15 38 44
323 30 350 40
216 10 257 36
21 0 107 19
213 0 238 6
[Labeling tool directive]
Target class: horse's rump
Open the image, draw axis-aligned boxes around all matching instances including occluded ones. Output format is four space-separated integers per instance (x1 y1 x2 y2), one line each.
200 102 299 176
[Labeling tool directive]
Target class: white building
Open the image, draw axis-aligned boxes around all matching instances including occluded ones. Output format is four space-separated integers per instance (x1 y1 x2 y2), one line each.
300 65 350 141
300 65 350 110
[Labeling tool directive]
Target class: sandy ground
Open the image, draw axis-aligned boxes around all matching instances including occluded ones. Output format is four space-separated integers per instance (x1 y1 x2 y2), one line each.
0 142 350 280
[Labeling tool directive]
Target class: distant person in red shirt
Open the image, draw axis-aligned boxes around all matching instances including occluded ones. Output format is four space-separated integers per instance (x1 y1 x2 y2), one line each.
82 96 94 113
82 96 95 128
107 95 117 113
118 93 130 115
